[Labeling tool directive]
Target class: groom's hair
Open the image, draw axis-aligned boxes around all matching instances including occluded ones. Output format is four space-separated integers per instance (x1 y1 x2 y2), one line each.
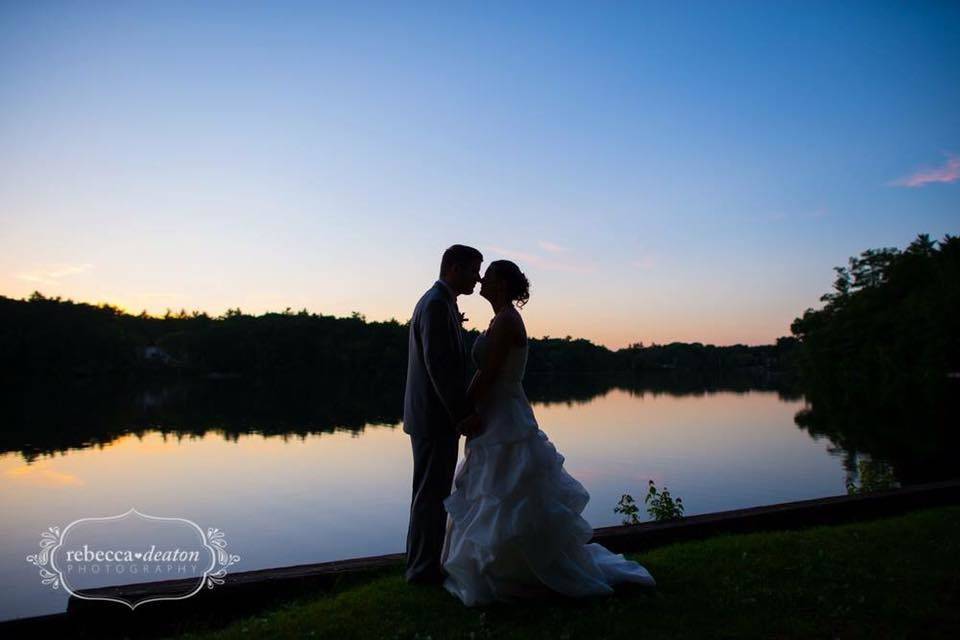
440 244 483 276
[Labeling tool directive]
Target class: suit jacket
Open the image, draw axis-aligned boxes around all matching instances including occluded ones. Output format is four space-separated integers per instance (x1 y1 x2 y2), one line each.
402 280 470 438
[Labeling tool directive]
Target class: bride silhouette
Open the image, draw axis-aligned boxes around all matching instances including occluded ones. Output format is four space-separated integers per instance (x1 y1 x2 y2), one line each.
440 259 656 606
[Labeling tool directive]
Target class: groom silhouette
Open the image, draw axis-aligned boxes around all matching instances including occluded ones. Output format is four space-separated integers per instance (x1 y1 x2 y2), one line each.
403 244 483 585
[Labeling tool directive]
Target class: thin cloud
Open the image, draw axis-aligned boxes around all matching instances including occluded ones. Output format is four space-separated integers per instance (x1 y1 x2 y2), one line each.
16 263 93 286
537 240 569 253
889 153 960 188
487 246 595 273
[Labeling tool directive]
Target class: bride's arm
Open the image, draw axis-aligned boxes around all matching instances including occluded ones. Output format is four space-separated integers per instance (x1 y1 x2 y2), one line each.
467 311 519 407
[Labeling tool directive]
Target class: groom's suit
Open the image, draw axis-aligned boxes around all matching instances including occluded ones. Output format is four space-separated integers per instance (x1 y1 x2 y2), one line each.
403 279 471 583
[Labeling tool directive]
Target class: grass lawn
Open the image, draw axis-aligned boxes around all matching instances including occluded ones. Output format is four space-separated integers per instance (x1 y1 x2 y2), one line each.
168 506 960 639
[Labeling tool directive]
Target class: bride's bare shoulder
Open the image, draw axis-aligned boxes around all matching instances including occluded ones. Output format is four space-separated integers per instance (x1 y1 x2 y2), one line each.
514 308 528 346
490 306 526 346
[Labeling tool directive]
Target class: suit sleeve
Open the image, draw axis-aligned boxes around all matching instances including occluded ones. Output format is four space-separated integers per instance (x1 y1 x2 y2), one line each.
420 299 471 425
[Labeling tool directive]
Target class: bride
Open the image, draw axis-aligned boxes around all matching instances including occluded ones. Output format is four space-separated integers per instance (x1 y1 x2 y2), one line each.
440 259 656 606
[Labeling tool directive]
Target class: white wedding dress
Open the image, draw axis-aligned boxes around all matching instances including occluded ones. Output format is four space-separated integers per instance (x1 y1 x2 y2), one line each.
440 332 656 606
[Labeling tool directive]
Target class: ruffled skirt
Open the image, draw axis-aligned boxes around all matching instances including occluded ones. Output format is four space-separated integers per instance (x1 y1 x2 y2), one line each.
440 427 656 606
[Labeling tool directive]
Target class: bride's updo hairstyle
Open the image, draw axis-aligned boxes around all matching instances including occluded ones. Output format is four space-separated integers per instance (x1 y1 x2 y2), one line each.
491 260 530 309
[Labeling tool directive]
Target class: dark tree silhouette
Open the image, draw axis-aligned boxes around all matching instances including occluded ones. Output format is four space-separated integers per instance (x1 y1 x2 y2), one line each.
0 293 795 381
790 233 960 483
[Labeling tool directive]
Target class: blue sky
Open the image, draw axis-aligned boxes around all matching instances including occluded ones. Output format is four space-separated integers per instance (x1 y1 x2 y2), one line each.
1 1 958 347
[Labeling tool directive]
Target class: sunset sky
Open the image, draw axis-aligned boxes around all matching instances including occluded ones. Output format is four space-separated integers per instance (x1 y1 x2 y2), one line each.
1 1 957 349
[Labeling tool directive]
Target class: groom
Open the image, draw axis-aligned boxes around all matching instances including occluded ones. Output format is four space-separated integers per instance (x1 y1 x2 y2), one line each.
403 244 484 585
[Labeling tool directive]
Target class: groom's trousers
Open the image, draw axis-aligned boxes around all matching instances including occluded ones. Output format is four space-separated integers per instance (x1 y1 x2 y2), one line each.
405 433 459 582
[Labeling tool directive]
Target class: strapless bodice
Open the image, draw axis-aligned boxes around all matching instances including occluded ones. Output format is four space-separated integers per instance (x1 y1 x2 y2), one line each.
466 332 535 446
471 332 528 386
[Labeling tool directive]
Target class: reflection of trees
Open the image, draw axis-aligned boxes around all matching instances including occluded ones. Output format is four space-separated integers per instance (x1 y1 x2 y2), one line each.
0 374 404 463
2 369 798 461
793 381 959 485
16 360 953 489
525 369 799 406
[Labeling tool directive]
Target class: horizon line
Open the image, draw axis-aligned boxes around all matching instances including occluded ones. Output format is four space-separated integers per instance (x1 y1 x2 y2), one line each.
2 290 793 351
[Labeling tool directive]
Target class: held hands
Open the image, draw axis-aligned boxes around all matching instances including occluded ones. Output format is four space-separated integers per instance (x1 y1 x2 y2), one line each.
456 412 483 439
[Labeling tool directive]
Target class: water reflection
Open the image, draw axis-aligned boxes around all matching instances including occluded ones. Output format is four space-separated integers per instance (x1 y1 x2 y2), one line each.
793 378 959 486
1 370 797 461
0 371 950 621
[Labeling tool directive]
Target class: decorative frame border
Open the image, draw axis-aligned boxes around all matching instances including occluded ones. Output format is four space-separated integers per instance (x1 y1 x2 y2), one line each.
26 507 240 610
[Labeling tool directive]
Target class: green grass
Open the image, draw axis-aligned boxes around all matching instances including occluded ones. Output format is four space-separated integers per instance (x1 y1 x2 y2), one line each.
169 506 960 639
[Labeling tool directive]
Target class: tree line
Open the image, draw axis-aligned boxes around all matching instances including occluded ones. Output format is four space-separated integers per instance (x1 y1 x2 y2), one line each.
0 292 796 380
790 233 958 415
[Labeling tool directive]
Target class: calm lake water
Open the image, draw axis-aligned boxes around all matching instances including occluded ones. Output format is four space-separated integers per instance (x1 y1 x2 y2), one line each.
1 376 853 621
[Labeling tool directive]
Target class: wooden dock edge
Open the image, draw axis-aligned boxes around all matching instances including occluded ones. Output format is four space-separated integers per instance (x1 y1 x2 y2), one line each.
3 478 958 636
